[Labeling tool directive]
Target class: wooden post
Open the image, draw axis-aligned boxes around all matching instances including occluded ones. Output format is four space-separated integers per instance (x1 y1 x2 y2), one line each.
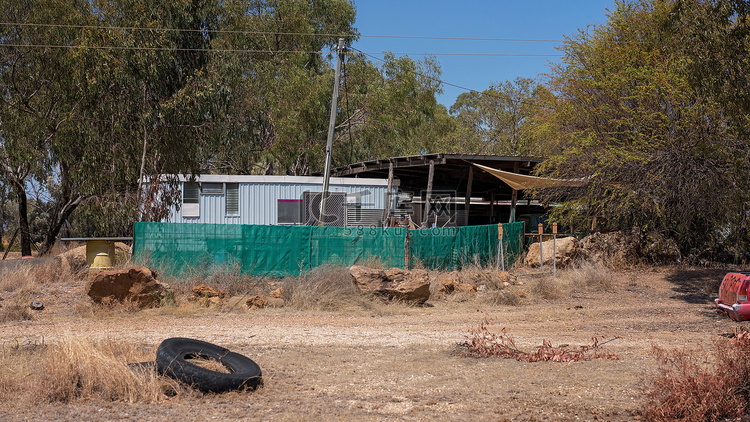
490 191 495 223
463 166 473 226
422 160 435 228
509 162 520 223
383 161 394 227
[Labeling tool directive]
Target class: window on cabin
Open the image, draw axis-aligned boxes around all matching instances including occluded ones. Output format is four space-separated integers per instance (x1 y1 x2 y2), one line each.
183 182 200 217
201 182 224 195
226 183 239 216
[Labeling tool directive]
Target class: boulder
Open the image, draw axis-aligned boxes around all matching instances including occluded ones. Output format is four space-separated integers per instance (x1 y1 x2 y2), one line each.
246 295 268 309
349 266 431 304
349 266 388 291
436 271 460 293
87 266 167 308
456 283 477 296
383 269 431 303
193 284 219 298
269 287 284 299
525 236 581 268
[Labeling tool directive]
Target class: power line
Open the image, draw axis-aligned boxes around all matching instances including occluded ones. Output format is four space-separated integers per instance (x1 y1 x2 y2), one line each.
0 22 564 43
0 42 562 57
351 47 476 93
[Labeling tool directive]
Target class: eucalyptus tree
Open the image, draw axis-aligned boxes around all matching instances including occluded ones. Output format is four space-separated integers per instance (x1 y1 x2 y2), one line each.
331 52 447 165
0 0 89 256
533 0 750 256
201 0 357 176
449 77 552 156
1 0 229 255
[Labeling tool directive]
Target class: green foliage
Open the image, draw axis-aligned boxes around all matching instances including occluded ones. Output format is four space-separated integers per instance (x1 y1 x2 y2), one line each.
449 77 553 156
533 0 750 258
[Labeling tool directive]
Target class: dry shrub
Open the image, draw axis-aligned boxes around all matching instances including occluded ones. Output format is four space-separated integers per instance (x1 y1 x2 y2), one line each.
643 327 750 421
568 262 612 291
459 318 620 362
481 289 523 306
0 336 186 404
0 267 40 295
282 265 383 312
530 274 569 300
0 301 33 322
522 262 612 302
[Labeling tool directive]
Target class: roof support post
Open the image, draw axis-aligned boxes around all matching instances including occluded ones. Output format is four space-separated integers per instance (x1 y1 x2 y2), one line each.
383 161 394 227
422 160 435 228
463 166 473 226
509 162 519 223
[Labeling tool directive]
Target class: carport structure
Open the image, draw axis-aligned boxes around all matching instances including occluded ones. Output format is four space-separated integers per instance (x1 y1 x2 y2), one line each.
331 153 547 227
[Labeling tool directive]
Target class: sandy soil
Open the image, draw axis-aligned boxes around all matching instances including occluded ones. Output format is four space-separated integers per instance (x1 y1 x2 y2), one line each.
0 266 740 421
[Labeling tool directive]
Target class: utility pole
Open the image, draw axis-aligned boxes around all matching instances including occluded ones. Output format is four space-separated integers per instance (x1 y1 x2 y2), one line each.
319 38 345 226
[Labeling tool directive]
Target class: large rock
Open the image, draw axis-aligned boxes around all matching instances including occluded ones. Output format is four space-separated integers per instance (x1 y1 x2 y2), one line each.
525 236 581 268
87 267 167 308
349 266 431 303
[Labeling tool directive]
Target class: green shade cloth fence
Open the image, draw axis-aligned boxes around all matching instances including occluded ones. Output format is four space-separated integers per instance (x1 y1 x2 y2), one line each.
133 222 524 276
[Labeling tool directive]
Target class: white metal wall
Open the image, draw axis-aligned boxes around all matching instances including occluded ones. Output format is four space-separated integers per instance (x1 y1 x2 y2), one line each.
165 175 398 225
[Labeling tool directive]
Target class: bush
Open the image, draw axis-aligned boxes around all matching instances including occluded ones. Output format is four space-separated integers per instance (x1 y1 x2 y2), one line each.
643 328 750 421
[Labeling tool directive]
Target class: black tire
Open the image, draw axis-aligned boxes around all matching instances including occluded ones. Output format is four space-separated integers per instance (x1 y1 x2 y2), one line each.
155 338 262 393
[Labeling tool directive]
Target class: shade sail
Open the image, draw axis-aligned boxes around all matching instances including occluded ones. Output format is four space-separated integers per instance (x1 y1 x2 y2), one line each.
472 162 588 190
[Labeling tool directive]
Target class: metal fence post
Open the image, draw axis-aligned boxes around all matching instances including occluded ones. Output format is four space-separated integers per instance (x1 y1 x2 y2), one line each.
538 223 544 270
496 223 505 272
552 222 558 277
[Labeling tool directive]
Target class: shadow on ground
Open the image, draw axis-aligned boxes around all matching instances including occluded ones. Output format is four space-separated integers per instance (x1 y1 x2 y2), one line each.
665 267 730 304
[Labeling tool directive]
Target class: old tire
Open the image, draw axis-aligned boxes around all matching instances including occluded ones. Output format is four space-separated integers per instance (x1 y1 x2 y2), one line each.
155 338 262 393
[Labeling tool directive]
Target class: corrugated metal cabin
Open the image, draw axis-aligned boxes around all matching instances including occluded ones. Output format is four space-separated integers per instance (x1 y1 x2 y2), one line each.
163 175 399 227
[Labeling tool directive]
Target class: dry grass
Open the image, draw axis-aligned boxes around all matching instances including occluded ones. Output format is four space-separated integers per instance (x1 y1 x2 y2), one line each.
0 336 189 404
281 265 384 312
643 327 750 421
525 262 613 301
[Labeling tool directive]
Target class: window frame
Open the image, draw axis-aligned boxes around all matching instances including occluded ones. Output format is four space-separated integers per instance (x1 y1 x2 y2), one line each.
225 183 240 216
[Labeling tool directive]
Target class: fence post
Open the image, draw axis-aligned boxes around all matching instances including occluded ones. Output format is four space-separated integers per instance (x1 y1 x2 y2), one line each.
404 227 410 270
538 223 544 269
552 223 558 277
496 223 505 272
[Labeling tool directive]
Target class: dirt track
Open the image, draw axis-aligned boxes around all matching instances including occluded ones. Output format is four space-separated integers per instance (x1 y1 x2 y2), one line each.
0 266 740 421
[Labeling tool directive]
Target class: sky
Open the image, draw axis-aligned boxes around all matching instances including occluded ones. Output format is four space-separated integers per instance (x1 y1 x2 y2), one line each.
351 0 618 108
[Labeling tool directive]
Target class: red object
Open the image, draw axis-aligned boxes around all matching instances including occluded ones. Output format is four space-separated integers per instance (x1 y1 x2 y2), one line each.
716 272 750 321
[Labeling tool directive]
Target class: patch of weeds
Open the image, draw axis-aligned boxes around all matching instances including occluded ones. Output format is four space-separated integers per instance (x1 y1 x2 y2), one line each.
642 327 750 421
481 289 523 306
458 317 620 362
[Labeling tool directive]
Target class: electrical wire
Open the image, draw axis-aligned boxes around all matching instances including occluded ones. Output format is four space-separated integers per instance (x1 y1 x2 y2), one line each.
351 47 476 93
0 42 562 57
0 22 564 42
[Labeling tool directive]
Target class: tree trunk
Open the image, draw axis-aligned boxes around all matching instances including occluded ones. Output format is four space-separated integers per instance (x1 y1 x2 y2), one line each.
36 194 87 257
13 182 32 257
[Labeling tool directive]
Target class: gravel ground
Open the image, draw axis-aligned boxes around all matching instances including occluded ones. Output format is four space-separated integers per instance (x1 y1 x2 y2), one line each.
0 266 740 421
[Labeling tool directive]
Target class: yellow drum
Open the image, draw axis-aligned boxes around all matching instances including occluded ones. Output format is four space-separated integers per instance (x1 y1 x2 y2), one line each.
86 240 115 270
